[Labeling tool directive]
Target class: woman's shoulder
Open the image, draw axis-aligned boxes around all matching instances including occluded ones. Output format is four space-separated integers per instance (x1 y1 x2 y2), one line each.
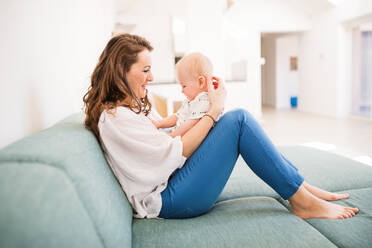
102 106 138 118
99 106 146 126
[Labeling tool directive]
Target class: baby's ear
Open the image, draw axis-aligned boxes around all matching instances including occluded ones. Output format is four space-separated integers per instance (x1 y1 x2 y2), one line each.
198 76 206 89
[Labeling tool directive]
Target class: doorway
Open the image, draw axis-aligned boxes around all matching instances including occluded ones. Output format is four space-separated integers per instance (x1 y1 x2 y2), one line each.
261 33 300 110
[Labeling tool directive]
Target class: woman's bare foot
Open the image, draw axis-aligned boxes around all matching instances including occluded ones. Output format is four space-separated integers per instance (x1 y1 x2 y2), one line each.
289 183 359 220
303 181 349 201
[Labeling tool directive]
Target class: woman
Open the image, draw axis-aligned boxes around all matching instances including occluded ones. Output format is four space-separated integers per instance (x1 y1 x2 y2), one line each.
83 33 358 220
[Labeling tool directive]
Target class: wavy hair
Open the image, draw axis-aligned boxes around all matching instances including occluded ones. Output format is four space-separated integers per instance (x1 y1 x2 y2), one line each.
83 33 153 140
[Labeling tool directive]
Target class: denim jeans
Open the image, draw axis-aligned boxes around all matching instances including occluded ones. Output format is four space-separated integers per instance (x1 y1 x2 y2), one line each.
158 109 304 219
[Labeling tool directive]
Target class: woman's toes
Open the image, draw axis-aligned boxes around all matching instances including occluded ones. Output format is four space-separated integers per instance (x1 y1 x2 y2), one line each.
342 212 351 219
342 207 359 218
333 193 349 200
325 192 350 201
350 207 359 213
341 193 350 199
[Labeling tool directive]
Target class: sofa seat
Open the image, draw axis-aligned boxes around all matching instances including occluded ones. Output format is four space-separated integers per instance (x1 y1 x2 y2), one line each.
133 196 335 248
133 147 372 248
1 112 371 248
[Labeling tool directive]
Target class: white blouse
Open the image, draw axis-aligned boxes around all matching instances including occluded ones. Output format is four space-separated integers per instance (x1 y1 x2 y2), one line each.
98 106 187 218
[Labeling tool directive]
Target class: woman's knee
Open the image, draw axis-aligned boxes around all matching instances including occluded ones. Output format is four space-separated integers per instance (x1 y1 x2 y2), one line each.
220 108 253 125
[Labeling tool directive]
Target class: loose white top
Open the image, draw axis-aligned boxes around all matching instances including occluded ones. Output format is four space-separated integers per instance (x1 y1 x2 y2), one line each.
98 106 187 218
175 92 210 126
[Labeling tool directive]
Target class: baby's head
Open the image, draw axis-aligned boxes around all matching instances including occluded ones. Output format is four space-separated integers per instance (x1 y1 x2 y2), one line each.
175 52 213 101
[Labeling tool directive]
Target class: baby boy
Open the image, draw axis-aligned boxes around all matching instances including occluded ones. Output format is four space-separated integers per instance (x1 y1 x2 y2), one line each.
152 52 221 137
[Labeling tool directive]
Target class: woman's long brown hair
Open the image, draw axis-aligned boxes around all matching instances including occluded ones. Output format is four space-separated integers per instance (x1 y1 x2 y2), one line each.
83 33 153 141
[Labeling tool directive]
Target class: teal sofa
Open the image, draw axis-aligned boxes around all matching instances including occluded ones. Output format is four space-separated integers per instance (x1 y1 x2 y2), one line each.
1 113 372 248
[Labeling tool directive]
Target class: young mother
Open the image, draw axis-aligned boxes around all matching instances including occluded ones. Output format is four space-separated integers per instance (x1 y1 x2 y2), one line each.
83 33 358 220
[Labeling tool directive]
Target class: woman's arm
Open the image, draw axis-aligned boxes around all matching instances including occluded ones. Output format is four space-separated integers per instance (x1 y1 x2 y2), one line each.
181 77 226 158
181 108 220 158
169 119 199 138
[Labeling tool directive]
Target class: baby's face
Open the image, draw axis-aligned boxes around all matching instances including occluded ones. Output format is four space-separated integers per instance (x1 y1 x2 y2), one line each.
177 70 203 101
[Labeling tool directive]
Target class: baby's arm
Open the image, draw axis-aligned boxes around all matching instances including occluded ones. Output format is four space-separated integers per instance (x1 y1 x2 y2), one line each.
152 114 178 129
169 119 199 138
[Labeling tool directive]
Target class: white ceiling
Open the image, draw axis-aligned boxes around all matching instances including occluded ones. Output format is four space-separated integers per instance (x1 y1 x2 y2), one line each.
283 0 333 16
231 0 334 17
115 0 334 17
114 0 136 14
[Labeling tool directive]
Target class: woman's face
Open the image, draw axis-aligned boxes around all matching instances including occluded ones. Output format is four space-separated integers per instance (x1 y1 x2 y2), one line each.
126 49 153 99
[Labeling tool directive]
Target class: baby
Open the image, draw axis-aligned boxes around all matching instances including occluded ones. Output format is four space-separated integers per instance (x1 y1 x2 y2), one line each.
152 52 221 137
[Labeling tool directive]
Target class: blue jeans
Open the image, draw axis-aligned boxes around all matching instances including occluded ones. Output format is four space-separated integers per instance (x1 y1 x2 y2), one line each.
159 109 304 219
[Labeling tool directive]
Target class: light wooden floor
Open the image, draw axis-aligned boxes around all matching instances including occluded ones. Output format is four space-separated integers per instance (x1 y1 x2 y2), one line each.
260 106 372 165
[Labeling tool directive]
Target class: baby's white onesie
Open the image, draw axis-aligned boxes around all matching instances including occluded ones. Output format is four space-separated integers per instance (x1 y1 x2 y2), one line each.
175 92 213 126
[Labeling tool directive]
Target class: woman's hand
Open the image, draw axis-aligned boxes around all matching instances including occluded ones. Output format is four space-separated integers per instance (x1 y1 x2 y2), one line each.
207 76 226 119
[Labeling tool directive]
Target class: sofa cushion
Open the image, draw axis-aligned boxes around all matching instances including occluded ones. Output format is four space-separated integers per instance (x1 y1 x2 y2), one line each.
276 187 372 248
133 197 336 248
307 187 372 248
218 146 372 248
278 146 372 192
0 116 132 248
0 162 103 248
217 156 277 202
275 186 372 248
218 146 372 202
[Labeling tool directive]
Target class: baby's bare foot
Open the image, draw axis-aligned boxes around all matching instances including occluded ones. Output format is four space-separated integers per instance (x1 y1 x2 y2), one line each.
303 182 349 201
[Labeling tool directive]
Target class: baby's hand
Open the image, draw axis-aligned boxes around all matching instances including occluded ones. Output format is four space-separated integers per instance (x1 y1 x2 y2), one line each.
149 118 160 128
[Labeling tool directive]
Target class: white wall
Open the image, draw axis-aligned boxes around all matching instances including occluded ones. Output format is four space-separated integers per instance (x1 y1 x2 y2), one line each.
224 0 314 117
298 12 341 117
115 14 175 83
298 0 372 118
226 0 313 33
0 0 114 149
115 0 226 82
185 0 225 77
